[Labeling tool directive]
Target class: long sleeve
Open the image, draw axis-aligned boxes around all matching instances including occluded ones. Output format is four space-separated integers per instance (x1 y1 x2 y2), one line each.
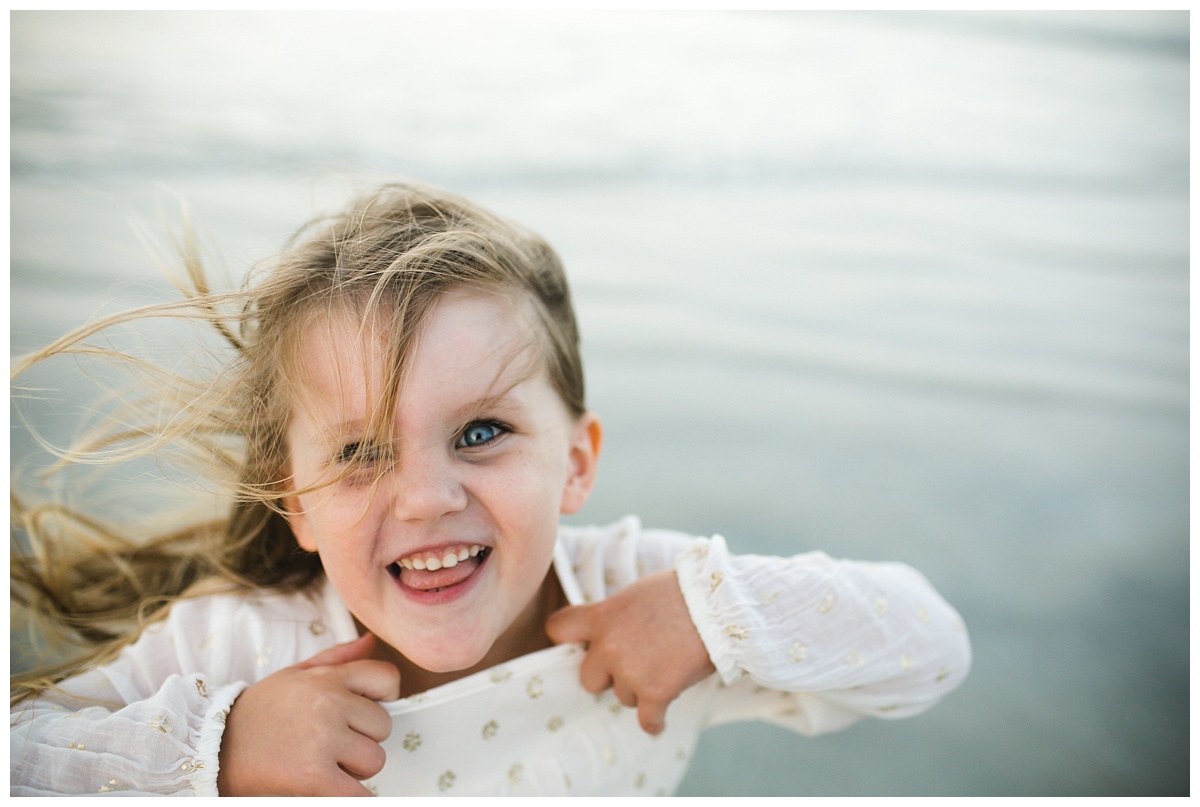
674 531 971 733
559 516 971 737
10 582 352 796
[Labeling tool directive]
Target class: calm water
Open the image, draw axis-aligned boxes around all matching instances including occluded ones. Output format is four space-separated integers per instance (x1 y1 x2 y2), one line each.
10 11 1189 795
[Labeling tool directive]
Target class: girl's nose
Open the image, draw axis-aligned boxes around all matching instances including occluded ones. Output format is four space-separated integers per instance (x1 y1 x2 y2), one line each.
390 445 468 522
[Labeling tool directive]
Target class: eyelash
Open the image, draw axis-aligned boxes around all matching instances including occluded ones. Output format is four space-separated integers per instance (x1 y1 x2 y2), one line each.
334 441 387 466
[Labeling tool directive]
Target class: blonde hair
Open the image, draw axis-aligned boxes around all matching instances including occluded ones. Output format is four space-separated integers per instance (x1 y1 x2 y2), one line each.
11 181 585 703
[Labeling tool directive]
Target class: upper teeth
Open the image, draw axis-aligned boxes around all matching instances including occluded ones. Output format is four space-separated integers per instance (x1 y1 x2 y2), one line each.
397 545 485 571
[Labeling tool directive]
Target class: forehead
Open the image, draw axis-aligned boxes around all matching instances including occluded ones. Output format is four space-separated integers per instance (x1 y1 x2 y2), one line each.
288 291 544 419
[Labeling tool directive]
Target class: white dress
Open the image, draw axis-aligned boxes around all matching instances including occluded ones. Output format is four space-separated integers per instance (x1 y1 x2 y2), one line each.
10 517 971 796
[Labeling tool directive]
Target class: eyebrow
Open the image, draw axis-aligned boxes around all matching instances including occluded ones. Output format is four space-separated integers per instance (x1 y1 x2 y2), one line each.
449 374 533 427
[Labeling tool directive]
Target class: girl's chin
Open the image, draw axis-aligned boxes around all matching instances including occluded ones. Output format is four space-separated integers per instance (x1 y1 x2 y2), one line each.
380 629 499 677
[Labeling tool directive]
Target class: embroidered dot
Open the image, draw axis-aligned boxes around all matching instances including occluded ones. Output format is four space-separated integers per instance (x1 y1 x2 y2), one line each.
874 597 889 617
180 758 205 773
676 747 688 761
194 679 208 699
609 701 623 716
817 592 837 614
563 773 573 789
789 642 807 663
508 764 523 786
709 572 724 593
878 705 899 713
635 772 647 789
148 715 173 733
603 745 617 765
917 607 931 624
526 675 545 699
438 771 456 791
724 625 748 641
98 780 124 793
690 544 709 559
845 651 865 668
481 720 499 740
900 654 915 671
547 716 564 732
309 620 327 636
254 646 273 669
759 589 780 605
489 667 513 683
68 742 85 750
366 783 379 795
402 732 422 752
604 568 617 588
215 710 228 725
936 667 951 683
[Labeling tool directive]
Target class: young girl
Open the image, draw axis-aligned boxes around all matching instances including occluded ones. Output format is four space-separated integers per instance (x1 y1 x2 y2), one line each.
10 181 970 796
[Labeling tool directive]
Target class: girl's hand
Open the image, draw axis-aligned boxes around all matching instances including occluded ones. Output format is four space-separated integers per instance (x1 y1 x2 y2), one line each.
545 570 716 735
217 632 400 796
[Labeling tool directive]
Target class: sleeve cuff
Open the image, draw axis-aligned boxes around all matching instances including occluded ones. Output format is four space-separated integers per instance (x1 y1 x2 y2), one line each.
192 681 249 796
673 535 745 686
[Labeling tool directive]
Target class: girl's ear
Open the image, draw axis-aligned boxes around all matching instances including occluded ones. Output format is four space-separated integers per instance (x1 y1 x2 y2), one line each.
560 411 603 515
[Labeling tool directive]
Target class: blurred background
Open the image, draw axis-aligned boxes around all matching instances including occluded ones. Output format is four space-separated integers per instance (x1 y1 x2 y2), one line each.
10 11 1189 796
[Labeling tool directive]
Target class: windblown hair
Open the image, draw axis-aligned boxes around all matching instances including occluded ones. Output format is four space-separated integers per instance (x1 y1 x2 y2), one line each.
10 181 584 704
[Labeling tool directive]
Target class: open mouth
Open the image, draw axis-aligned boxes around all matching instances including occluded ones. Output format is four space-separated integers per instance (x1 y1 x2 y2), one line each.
388 546 491 594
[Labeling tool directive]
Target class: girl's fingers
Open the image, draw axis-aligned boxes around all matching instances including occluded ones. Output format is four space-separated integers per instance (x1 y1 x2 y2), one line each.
337 658 402 704
336 731 388 782
577 647 613 694
323 768 377 798
637 697 668 736
338 694 394 745
612 680 637 708
545 603 593 646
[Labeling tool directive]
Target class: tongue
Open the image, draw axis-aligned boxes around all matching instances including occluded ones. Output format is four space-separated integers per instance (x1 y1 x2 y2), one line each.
399 556 481 592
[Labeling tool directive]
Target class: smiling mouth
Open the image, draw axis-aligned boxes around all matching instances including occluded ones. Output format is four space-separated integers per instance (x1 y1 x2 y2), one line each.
388 546 491 593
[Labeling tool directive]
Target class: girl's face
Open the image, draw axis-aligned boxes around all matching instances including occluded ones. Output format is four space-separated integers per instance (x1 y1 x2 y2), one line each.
283 291 600 674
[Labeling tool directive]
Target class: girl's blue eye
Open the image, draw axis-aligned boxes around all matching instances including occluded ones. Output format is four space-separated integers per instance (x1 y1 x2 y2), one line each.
458 421 505 449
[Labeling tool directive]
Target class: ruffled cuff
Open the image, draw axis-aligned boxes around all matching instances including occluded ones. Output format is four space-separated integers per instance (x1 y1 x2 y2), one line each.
192 681 249 796
673 535 746 686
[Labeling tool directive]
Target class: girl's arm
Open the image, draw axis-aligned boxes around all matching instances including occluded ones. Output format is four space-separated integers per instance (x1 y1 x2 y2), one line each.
11 670 242 796
10 596 248 796
550 517 971 736
10 586 350 795
672 533 971 732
